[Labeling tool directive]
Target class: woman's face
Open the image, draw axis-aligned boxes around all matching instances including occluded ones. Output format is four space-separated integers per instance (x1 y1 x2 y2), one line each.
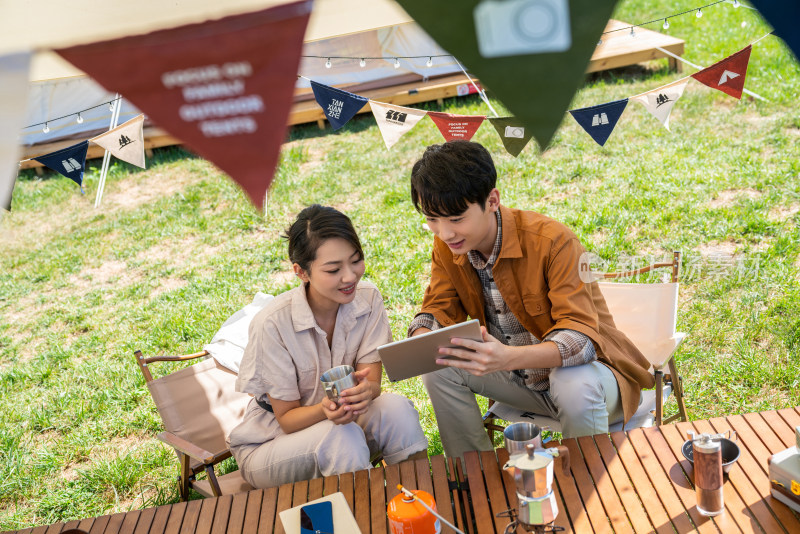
295 237 365 307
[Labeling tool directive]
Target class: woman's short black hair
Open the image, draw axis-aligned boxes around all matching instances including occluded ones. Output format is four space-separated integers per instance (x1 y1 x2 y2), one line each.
410 141 497 217
283 205 363 272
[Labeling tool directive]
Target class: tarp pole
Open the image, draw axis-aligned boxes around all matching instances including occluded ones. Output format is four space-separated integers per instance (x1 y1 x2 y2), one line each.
94 94 122 208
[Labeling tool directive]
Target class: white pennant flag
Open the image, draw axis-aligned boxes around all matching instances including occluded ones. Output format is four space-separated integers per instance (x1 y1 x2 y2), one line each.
91 114 146 168
631 79 689 131
369 101 427 150
1 51 31 212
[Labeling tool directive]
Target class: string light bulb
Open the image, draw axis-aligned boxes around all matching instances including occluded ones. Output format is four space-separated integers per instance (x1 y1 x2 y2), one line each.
597 38 603 46
394 57 400 69
359 58 366 67
630 26 636 38
42 122 50 133
325 58 332 69
663 18 670 30
696 8 702 18
76 113 84 124
733 0 740 7
109 102 115 112
426 56 433 67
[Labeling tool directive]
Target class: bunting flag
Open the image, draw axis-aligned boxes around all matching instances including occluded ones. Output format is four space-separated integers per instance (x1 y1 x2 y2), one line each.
91 114 146 168
691 45 752 100
631 79 689 131
569 98 628 147
56 1 312 211
488 117 535 157
428 111 485 142
746 2 799 61
394 0 620 149
311 81 369 131
1 51 31 211
33 141 90 191
368 101 427 150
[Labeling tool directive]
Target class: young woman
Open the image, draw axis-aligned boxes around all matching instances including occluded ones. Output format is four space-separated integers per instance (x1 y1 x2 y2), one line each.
229 205 428 488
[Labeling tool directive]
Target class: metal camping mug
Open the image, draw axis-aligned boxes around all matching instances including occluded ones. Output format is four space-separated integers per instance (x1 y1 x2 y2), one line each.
320 365 358 402
504 422 543 456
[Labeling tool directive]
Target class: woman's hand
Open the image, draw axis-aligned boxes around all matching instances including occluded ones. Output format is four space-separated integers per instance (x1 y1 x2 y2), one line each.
321 397 357 425
338 368 375 416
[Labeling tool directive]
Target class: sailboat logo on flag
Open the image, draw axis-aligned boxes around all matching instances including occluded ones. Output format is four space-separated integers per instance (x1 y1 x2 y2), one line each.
474 0 571 57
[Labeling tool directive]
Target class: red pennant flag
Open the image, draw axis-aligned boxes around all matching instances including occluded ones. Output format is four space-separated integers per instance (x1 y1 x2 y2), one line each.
691 45 752 100
56 1 312 210
428 111 485 142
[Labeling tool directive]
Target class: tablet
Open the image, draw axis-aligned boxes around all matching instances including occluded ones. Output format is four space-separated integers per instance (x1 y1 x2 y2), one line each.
377 319 482 382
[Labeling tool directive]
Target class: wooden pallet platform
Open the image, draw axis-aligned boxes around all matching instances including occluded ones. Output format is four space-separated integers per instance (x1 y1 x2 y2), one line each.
590 19 685 73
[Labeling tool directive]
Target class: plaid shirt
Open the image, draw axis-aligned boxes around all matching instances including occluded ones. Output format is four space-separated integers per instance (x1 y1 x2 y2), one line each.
409 211 596 392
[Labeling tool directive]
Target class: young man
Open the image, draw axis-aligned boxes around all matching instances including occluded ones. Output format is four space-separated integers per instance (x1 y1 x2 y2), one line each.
408 141 654 459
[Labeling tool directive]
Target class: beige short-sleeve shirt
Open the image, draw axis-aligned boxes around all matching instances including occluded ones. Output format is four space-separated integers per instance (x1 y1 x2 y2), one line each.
230 280 392 448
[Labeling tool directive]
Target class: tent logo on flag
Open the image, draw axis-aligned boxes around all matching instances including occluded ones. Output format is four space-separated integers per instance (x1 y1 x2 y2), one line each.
118 135 134 149
655 93 672 107
386 110 408 124
592 113 609 126
62 158 82 172
504 126 524 138
718 70 739 85
328 99 344 120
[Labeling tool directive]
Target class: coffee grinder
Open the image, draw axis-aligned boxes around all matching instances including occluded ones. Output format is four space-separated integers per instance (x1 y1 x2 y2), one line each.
500 443 571 533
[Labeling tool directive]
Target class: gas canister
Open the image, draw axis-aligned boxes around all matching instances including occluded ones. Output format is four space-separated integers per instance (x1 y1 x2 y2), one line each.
387 489 441 534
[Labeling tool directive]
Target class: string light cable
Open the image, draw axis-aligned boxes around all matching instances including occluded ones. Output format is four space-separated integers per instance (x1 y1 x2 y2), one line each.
22 95 123 131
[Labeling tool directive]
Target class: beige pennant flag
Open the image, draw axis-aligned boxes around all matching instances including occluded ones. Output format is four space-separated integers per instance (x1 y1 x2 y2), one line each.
91 114 146 168
369 101 427 150
631 79 689 131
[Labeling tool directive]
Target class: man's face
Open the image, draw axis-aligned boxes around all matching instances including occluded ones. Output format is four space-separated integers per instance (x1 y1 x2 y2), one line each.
423 194 499 256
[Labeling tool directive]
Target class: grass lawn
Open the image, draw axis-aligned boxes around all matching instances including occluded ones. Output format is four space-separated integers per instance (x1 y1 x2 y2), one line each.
2 0 799 528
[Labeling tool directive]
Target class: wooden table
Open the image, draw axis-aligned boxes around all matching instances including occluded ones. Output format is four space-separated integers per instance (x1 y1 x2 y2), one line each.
6 408 799 534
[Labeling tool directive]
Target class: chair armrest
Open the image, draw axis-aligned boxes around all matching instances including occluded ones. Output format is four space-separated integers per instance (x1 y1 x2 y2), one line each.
157 431 219 464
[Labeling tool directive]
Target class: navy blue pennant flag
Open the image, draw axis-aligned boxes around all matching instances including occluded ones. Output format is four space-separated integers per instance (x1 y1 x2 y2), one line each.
311 81 368 130
33 140 89 192
569 99 629 147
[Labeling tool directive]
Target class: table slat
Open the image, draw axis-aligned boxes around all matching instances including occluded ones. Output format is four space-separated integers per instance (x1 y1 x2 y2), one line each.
577 436 635 534
479 450 514 534
384 465 400 503
741 413 788 454
608 430 675 534
463 452 495 534
593 433 655 534
369 466 387 534
241 490 263 534
777 408 800 437
209 495 232 534
353 469 370 534
618 430 697 533
272 484 293 534
707 417 793 533
339 471 355 523
44 523 63 534
291 480 308 509
430 455 455 531
453 457 475 534
177 500 202 534
257 487 279 534
414 458 434 497
307 478 324 502
562 438 613 534
760 410 797 448
195 498 218 534
146 507 172 534
131 507 156 534
725 415 773 476
102 513 128 534
227 491 250 534
398 460 417 491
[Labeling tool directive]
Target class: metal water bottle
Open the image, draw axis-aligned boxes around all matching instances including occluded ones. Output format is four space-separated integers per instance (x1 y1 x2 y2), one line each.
693 433 724 516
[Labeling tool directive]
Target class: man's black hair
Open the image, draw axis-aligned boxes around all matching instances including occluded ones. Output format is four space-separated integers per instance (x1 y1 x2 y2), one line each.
410 141 497 217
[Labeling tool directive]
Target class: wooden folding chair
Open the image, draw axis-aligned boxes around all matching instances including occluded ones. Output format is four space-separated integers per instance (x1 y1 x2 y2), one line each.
484 251 689 439
134 349 254 500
